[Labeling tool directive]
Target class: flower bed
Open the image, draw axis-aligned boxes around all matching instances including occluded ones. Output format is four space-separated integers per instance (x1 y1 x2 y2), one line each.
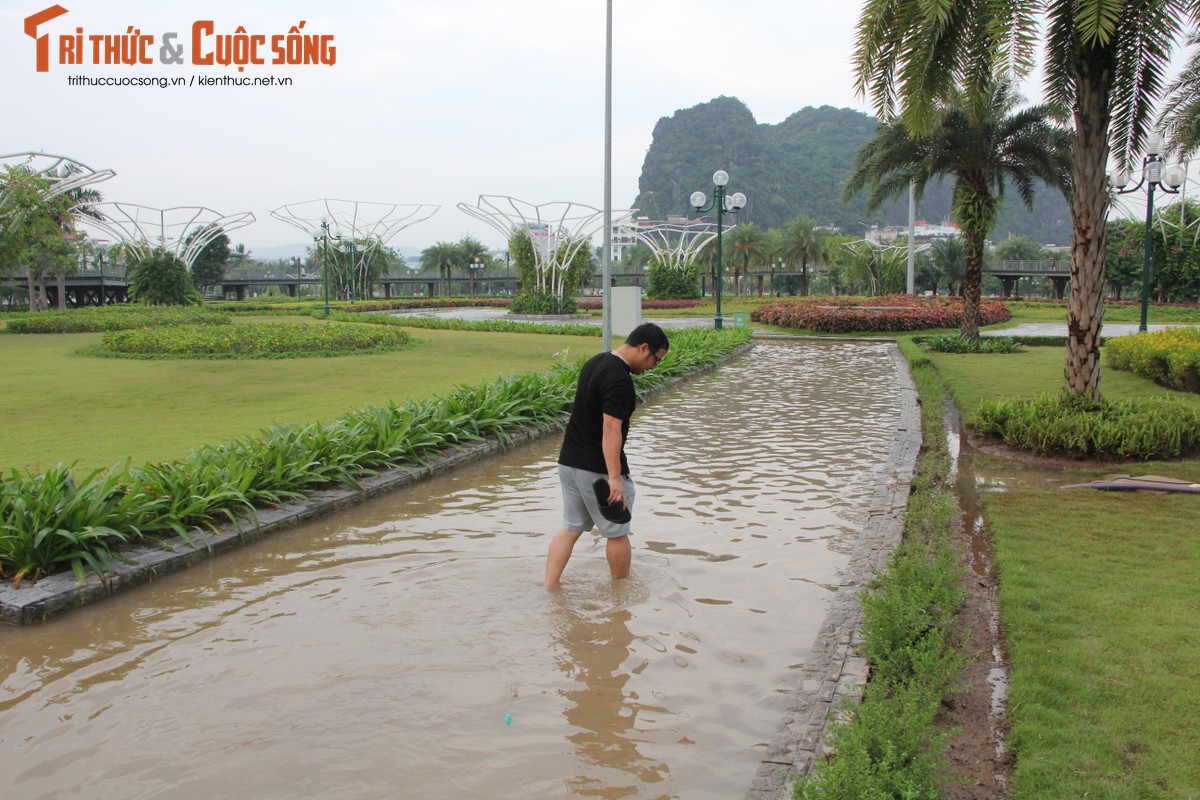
89 321 412 359
578 298 707 311
1105 327 1200 393
751 295 1011 333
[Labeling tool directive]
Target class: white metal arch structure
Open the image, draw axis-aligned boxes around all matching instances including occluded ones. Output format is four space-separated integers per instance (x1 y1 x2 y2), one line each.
77 204 255 268
457 196 631 300
623 218 722 271
270 199 439 283
0 151 115 231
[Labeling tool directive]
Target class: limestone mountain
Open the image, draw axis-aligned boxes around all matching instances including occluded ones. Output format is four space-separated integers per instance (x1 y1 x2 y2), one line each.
632 96 1073 246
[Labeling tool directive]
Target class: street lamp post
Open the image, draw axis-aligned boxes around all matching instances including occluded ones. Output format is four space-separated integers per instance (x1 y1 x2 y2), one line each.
1111 133 1185 333
469 257 484 298
317 219 332 317
691 170 746 330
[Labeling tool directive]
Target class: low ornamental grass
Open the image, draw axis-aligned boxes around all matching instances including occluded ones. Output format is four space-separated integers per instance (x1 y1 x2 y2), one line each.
976 393 1200 459
1105 327 1200 393
918 334 1025 354
0 327 750 585
209 298 511 314
754 294 1012 333
794 358 966 800
326 309 601 337
5 306 231 333
87 321 412 359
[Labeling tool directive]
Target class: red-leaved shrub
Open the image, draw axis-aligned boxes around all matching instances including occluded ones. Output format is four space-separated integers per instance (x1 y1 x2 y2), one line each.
750 295 1011 333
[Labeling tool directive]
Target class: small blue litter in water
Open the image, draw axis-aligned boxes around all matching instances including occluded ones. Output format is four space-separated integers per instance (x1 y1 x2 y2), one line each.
504 713 513 726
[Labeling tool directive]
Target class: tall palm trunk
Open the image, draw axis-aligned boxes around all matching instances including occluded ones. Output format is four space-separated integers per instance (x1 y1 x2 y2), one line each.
960 228 985 338
1066 52 1114 402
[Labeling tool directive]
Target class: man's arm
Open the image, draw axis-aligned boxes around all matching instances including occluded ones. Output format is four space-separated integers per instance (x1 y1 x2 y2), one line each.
601 412 626 506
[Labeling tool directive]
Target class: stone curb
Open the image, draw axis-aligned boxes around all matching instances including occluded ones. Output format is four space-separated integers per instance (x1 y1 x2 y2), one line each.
744 343 921 799
0 342 755 627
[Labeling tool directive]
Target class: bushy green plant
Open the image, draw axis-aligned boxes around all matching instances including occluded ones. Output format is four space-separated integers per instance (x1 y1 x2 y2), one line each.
645 256 701 300
90 321 412 359
126 248 200 306
918 334 1024 353
976 393 1200 459
1106 327 1200 393
0 464 167 585
5 306 231 333
328 309 599 337
509 291 578 315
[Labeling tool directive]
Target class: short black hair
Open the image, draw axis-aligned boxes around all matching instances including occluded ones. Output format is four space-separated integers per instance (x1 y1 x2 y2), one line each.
625 322 669 352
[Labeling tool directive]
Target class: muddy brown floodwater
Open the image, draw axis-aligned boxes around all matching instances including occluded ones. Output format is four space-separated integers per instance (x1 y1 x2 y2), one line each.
0 340 904 800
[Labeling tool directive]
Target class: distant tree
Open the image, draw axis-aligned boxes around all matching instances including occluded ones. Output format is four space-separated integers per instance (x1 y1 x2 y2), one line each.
844 82 1071 337
127 248 197 305
0 167 74 310
778 215 828 296
927 237 967 296
188 225 231 293
48 162 106 309
726 223 766 296
991 235 1048 263
420 241 463 297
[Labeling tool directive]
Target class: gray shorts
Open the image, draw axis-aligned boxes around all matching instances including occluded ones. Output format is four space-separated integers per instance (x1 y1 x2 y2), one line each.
558 464 635 539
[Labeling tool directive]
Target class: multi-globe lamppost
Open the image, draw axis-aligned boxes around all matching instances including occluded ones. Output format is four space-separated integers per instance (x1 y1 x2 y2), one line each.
315 219 333 317
1110 132 1185 333
690 170 746 330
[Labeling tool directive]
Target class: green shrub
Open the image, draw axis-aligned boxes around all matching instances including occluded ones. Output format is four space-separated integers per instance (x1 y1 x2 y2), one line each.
976 393 1200 459
646 258 701 300
1106 327 1200 393
5 306 231 333
90 321 412 359
510 292 579 315
918 334 1025 353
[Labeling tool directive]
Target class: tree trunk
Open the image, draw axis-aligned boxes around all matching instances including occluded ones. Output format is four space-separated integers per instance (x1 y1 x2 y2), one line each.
1065 52 1113 401
57 271 66 309
960 227 985 339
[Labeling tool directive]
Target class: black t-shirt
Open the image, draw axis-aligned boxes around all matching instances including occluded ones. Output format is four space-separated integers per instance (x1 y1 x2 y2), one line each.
558 351 636 476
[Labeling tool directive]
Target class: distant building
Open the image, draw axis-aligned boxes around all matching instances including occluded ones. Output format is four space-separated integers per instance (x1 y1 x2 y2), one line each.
866 219 960 244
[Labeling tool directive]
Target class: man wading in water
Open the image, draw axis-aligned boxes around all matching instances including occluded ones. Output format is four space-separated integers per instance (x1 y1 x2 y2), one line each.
544 322 670 588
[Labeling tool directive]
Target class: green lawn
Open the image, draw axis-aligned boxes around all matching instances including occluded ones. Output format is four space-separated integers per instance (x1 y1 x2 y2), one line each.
914 341 1200 798
0 323 598 472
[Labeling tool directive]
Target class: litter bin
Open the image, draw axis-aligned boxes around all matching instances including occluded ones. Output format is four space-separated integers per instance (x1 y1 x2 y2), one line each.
731 312 748 327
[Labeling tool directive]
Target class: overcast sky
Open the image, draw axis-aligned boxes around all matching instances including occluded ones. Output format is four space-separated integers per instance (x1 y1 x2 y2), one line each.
9 0 1082 256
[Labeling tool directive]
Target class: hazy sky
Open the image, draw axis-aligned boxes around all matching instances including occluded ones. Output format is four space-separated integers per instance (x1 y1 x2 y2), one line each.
4 0 878 253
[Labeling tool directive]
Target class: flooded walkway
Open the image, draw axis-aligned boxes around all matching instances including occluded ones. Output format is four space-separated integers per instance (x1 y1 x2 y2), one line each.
0 340 908 799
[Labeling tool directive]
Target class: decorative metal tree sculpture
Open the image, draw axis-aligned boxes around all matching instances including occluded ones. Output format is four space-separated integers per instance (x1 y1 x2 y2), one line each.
621 217 721 271
271 199 439 304
457 196 630 301
77 203 255 268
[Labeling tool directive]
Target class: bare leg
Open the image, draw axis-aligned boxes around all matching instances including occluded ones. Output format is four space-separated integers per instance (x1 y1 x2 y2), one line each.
606 535 631 579
544 528 584 587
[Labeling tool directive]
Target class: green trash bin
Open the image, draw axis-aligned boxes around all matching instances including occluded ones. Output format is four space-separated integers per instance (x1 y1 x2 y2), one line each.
732 312 748 327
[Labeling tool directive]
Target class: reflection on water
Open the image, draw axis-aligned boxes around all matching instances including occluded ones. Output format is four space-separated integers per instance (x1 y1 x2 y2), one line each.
0 341 902 799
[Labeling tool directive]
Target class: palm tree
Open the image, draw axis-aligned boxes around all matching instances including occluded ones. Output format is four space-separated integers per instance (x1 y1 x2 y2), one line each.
778 215 827 296
420 241 461 297
853 0 1198 398
927 236 967 296
843 82 1071 338
1159 33 1200 158
726 223 765 297
49 163 105 309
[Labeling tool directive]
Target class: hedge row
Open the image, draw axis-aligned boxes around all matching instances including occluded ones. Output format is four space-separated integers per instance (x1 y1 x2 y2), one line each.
1105 327 1200 393
5 306 231 333
752 295 1012 333
88 321 412 359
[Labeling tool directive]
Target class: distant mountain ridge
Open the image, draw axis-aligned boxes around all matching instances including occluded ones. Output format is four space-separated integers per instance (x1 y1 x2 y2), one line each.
632 96 1073 246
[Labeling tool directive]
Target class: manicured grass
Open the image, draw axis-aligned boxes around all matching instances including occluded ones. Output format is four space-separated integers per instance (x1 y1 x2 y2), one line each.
917 343 1200 798
904 342 1200 425
983 461 1200 798
1 323 598 472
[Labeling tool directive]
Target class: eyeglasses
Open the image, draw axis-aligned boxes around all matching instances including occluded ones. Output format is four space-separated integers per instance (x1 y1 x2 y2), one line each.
646 346 665 367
